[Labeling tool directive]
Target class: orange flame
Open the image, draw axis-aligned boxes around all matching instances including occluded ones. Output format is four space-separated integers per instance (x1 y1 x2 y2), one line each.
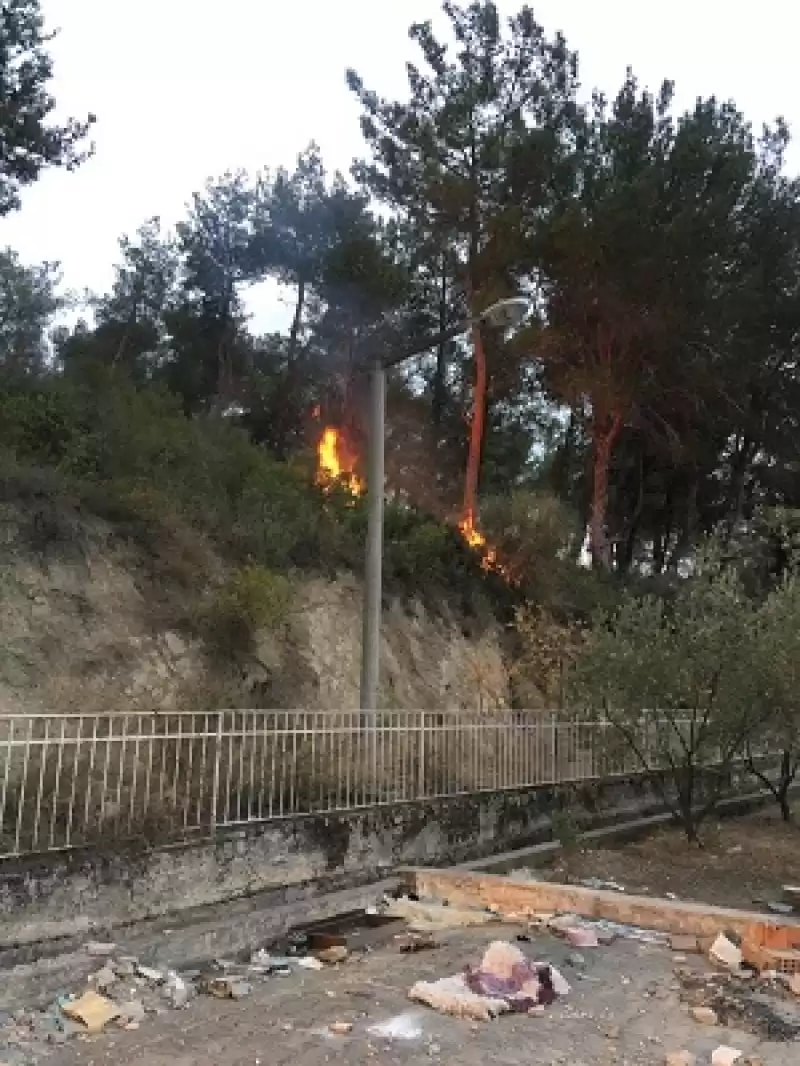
314 422 509 580
459 511 500 573
317 426 363 495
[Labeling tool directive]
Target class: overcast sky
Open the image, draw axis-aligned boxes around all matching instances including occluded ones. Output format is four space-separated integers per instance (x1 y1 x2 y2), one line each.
2 0 798 333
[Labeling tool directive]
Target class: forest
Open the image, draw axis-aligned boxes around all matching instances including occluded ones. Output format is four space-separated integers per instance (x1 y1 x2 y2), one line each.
0 1 799 837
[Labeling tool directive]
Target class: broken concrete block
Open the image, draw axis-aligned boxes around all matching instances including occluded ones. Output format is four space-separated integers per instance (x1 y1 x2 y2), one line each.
566 925 599 949
315 946 348 964
162 972 190 1009
61 991 120 1034
709 933 742 972
548 914 580 935
91 965 116 992
689 1006 718 1025
115 1000 146 1027
84 942 116 957
711 1047 742 1066
665 1053 696 1066
670 935 699 953
329 1021 353 1035
789 973 800 998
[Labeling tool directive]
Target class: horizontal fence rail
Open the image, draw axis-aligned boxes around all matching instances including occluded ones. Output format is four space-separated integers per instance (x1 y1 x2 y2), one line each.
0 710 768 860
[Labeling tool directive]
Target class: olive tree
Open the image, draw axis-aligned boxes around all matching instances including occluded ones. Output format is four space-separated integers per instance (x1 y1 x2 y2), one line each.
568 555 765 841
747 574 800 821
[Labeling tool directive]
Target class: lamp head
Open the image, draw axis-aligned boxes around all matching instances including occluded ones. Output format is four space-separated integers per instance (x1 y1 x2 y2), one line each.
479 297 531 330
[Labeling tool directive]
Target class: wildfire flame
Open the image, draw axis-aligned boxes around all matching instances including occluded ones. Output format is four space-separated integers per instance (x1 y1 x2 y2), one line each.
317 426 363 495
315 422 508 579
459 511 499 573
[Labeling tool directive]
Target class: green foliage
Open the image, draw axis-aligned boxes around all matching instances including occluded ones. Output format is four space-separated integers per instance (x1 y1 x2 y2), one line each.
199 566 293 658
747 574 800 819
568 548 766 840
0 1 95 215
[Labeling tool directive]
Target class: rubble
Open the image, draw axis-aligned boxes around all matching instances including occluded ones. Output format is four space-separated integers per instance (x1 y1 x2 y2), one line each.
689 1005 718 1025
711 1046 742 1066
565 925 599 949
315 945 348 964
664 1052 696 1066
671 935 699 953
709 933 742 972
384 897 499 931
84 941 117 957
398 932 440 953
328 1021 353 1035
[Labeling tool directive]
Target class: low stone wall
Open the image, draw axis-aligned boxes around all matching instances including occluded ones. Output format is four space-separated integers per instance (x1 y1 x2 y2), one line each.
0 766 762 952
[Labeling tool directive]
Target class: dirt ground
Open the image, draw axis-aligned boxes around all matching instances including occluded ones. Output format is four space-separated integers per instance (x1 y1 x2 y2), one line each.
46 923 798 1066
545 810 800 911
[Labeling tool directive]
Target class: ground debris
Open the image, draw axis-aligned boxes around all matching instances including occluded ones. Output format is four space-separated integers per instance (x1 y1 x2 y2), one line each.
84 942 116 958
689 1005 718 1025
409 939 569 1022
61 991 120 1034
711 1047 743 1066
197 975 252 1000
665 1052 696 1066
677 967 800 1041
709 933 743 972
397 932 440 953
328 1021 353 1035
384 897 499 931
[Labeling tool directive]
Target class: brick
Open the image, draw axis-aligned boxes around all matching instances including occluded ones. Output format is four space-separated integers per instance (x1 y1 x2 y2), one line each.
671 935 699 953
690 1006 718 1025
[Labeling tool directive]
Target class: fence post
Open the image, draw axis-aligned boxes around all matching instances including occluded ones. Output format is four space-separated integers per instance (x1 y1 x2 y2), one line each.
551 715 557 782
419 712 427 797
210 711 223 836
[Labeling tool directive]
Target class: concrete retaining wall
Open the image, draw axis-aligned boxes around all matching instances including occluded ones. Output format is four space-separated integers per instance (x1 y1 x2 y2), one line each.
0 764 763 953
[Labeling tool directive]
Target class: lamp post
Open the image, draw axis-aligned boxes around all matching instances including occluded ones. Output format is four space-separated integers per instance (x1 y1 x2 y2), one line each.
359 296 531 715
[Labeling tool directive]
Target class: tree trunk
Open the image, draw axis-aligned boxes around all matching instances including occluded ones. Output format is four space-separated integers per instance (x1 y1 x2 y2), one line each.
589 413 622 570
727 435 753 535
778 749 794 822
287 278 306 368
462 318 487 527
676 764 700 844
432 254 448 427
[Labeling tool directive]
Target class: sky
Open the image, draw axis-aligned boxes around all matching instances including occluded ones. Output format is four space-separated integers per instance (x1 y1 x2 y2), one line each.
2 0 799 334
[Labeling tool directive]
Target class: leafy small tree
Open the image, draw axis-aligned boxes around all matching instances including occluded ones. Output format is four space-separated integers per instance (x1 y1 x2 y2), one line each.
0 1 95 214
747 574 800 821
0 247 60 375
568 553 765 841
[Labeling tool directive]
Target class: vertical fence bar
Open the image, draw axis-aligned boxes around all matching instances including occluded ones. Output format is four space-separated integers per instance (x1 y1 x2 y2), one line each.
210 711 223 836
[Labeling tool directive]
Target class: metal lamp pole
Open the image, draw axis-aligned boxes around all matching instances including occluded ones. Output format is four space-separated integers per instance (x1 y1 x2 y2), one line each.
358 297 531 716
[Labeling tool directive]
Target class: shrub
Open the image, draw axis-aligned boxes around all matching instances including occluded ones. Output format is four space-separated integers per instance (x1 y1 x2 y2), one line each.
199 565 293 658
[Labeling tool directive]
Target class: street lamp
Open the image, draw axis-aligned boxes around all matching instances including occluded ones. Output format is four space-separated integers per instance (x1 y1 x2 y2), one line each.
359 296 532 715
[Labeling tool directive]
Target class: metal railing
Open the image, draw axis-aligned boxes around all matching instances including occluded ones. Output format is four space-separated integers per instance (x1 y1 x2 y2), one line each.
0 709 716 860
